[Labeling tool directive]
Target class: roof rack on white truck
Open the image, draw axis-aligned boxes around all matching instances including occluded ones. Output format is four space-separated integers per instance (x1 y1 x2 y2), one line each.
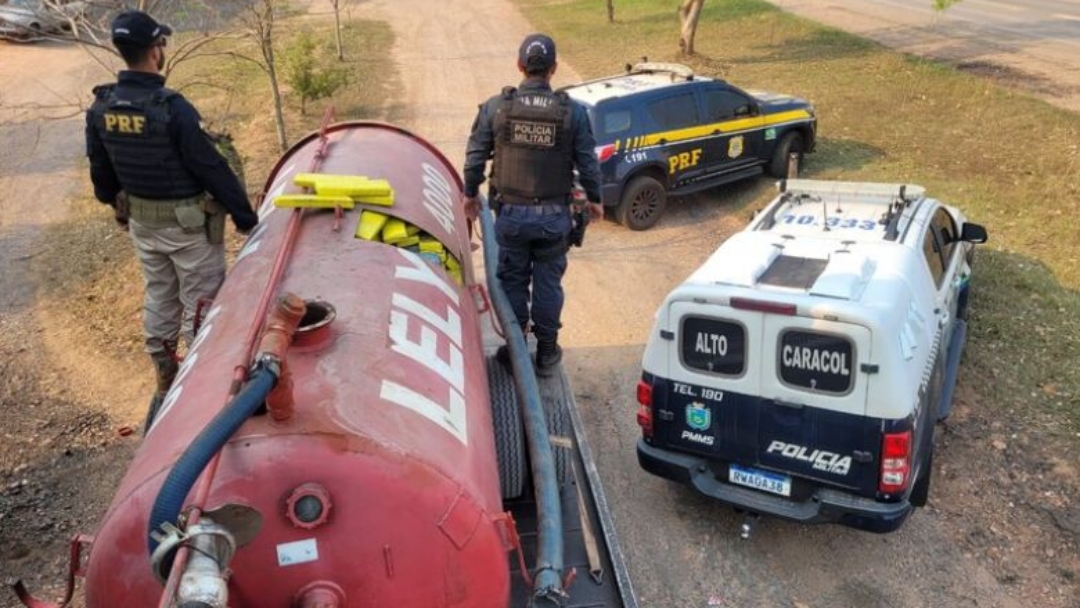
635 179 987 534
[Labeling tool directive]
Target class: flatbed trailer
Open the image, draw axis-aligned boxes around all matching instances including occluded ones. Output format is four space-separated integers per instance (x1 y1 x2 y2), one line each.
478 196 637 608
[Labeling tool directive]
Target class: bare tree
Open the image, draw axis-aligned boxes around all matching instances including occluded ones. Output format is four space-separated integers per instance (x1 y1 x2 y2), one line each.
235 0 289 151
606 0 615 23
41 0 236 80
677 0 705 56
329 0 344 60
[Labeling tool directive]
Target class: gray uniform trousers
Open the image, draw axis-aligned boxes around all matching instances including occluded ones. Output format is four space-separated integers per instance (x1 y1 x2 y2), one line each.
127 196 225 356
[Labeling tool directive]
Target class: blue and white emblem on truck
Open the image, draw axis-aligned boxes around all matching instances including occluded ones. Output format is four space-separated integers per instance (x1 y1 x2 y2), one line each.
685 402 711 431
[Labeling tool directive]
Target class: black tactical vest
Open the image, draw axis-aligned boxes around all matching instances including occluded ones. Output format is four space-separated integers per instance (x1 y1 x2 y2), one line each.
491 86 574 201
90 84 203 200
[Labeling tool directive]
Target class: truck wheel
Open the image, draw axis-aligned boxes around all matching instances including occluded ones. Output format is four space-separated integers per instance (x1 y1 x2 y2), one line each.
616 175 666 231
486 354 527 500
910 451 933 507
768 131 805 178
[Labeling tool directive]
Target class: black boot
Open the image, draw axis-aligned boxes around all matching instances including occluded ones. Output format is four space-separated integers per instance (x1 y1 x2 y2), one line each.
495 324 529 368
151 351 179 397
495 344 511 367
535 340 562 376
145 351 179 433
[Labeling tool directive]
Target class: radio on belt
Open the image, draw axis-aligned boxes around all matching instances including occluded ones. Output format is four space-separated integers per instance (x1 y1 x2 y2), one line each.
635 179 988 534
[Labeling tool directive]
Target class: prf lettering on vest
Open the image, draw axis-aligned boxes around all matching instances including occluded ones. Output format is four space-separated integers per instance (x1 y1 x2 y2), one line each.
668 148 703 174
104 113 146 135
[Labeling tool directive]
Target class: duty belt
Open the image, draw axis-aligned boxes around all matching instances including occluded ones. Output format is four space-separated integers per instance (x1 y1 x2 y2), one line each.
127 194 204 226
497 193 570 206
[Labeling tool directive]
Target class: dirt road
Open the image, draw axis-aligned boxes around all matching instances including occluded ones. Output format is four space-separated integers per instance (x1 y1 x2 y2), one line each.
766 0 1080 113
0 1 1075 607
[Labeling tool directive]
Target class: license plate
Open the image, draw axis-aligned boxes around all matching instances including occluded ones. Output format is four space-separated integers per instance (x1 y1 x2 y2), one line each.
728 464 792 497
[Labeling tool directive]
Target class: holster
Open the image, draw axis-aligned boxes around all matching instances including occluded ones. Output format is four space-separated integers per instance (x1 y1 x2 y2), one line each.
114 191 131 226
201 197 227 245
568 210 589 248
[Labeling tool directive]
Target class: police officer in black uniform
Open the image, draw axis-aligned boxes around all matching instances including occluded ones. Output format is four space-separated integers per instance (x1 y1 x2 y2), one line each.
85 10 258 408
463 33 603 375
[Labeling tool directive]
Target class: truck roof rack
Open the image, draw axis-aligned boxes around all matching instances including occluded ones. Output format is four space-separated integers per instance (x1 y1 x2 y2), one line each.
763 179 928 240
778 179 925 201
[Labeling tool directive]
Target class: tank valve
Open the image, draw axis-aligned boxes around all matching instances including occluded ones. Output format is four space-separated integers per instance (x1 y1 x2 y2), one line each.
176 520 237 608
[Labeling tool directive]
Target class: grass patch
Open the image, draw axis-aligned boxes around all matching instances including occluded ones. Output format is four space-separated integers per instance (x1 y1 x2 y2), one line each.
517 0 1080 429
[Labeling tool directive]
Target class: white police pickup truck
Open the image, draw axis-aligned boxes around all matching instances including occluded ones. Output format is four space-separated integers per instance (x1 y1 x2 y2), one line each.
635 179 988 533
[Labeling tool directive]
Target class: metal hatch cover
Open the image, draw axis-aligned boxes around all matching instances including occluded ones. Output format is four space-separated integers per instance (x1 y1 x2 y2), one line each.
757 255 829 290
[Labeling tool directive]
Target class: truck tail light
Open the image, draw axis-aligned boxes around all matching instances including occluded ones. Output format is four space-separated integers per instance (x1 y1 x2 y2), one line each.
879 430 912 494
595 144 617 164
636 380 654 438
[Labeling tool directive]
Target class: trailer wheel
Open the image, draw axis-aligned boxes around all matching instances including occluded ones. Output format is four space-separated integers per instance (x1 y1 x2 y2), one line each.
486 354 527 500
540 369 574 486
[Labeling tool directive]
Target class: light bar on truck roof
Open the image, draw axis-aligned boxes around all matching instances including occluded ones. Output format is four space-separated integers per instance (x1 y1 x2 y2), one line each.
778 179 925 202
628 62 695 80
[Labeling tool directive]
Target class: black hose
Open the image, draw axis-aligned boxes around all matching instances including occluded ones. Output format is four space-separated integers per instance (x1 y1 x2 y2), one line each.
476 198 565 603
146 363 278 563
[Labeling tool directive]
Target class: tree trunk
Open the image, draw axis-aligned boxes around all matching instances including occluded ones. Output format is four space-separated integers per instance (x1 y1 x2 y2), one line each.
332 1 344 60
606 0 615 23
678 0 705 56
265 42 288 151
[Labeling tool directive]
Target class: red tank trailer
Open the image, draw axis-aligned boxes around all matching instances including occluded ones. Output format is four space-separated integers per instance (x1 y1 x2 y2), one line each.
13 121 637 608
93 121 508 607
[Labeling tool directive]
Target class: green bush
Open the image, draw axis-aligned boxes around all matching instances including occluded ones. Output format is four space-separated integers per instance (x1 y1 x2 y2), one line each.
281 30 349 115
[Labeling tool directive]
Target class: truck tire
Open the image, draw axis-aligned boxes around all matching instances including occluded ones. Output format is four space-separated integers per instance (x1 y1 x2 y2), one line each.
910 450 933 507
486 355 527 500
616 175 666 231
768 131 805 178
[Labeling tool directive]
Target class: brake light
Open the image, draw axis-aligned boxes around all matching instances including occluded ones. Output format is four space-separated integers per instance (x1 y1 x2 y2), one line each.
636 380 654 438
730 297 797 315
595 144 617 163
879 430 912 494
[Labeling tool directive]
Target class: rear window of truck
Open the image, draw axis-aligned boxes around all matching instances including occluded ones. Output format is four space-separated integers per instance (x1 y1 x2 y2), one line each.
680 316 746 376
777 330 854 394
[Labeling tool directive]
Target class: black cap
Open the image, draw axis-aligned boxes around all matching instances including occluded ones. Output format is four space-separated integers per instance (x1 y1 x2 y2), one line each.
519 33 556 70
111 10 172 47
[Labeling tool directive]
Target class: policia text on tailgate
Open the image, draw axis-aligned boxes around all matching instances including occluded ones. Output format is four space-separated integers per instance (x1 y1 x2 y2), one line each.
635 180 988 533
563 63 816 230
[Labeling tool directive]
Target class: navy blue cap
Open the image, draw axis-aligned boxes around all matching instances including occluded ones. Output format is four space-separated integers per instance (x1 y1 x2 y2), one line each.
111 10 172 47
519 33 556 70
